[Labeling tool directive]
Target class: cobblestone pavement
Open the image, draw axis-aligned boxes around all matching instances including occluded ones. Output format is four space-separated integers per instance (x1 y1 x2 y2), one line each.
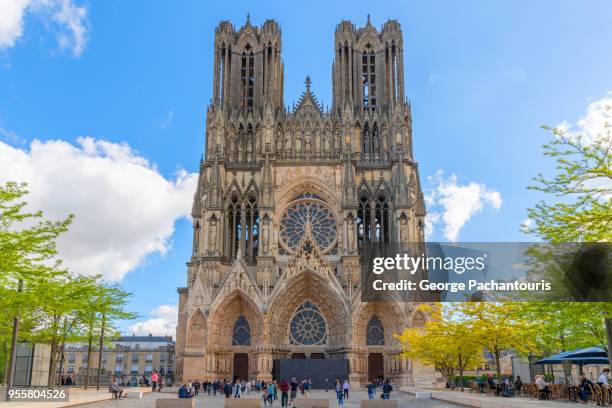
80 389 463 408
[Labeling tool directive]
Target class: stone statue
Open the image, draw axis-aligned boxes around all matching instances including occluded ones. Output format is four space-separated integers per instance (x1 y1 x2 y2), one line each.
262 221 270 253
209 219 217 251
193 221 200 254
347 218 355 252
400 217 410 243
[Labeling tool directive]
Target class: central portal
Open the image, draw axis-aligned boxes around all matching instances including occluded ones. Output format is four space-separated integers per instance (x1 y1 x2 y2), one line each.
233 353 249 381
273 359 349 389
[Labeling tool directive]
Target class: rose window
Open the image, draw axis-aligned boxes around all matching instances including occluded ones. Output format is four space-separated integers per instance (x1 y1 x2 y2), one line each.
289 301 327 345
279 198 337 253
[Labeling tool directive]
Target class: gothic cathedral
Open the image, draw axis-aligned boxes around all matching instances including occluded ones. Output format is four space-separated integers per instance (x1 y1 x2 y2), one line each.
175 16 434 387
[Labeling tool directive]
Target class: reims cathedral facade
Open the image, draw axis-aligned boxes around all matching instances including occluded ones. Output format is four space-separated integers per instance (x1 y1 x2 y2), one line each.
175 16 436 387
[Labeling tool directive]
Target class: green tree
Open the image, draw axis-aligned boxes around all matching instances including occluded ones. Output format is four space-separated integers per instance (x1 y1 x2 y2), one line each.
77 283 136 389
524 120 611 243
0 182 72 387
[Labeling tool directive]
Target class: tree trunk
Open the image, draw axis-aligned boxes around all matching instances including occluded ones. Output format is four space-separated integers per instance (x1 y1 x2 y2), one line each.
84 329 93 389
494 348 501 380
6 279 23 389
2 339 8 385
57 343 66 388
458 349 464 392
47 338 57 388
605 318 612 372
96 314 106 391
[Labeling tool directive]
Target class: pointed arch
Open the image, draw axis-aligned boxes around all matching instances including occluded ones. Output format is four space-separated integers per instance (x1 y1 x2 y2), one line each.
186 309 207 352
232 315 251 346
208 289 264 347
268 270 349 346
366 315 385 345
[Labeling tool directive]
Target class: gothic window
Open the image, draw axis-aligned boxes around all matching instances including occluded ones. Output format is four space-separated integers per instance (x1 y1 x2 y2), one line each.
240 44 255 111
289 301 327 345
245 194 259 262
357 195 371 245
366 316 385 345
392 43 398 102
362 45 376 108
374 194 390 243
219 44 226 103
226 194 241 261
279 197 337 253
232 315 251 346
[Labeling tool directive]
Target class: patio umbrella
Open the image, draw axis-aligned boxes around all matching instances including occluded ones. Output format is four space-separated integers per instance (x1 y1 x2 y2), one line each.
565 347 607 359
534 347 609 365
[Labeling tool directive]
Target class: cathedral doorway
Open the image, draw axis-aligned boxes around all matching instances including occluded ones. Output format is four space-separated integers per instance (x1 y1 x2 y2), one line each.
368 353 384 381
291 353 306 359
233 353 249 381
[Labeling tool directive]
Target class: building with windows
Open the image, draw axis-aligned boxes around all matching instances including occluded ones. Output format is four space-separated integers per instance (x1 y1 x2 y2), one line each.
62 335 174 386
175 16 435 387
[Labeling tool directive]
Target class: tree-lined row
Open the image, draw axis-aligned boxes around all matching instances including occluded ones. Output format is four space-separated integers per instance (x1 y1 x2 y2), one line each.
0 182 136 389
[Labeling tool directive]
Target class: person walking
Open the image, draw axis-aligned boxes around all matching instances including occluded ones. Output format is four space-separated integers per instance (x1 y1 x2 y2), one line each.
158 375 164 392
342 379 349 399
336 380 344 406
225 379 233 399
151 371 158 392
279 378 289 407
367 380 375 399
234 379 242 398
382 379 393 400
193 379 201 396
267 382 275 406
290 378 298 403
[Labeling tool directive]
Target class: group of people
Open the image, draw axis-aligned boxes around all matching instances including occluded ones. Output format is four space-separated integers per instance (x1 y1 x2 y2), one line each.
472 368 611 403
178 378 258 399
108 371 165 399
175 377 394 405
366 379 394 400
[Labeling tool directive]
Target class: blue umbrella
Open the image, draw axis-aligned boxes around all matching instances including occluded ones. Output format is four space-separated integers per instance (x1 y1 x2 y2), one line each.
565 347 607 359
535 347 609 365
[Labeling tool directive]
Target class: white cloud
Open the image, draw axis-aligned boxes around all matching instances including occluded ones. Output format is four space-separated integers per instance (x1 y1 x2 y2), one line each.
556 92 612 145
0 137 197 281
0 0 30 49
128 304 178 337
0 0 89 56
425 170 502 241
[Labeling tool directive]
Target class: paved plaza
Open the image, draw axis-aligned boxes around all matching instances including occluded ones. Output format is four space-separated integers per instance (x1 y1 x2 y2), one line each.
81 390 463 408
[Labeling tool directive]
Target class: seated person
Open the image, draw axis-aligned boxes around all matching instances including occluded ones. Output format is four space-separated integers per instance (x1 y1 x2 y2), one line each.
178 384 191 398
513 376 523 393
109 377 123 399
535 375 550 399
578 375 593 401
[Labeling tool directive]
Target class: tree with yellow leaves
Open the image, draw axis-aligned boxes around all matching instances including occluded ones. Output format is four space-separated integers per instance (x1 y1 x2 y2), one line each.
396 304 483 391
456 302 537 380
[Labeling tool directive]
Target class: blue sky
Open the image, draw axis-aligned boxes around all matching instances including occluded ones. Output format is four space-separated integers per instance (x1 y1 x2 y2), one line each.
1 0 611 335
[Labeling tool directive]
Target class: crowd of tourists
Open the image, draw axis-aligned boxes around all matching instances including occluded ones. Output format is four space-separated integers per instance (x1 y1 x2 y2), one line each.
174 377 394 405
